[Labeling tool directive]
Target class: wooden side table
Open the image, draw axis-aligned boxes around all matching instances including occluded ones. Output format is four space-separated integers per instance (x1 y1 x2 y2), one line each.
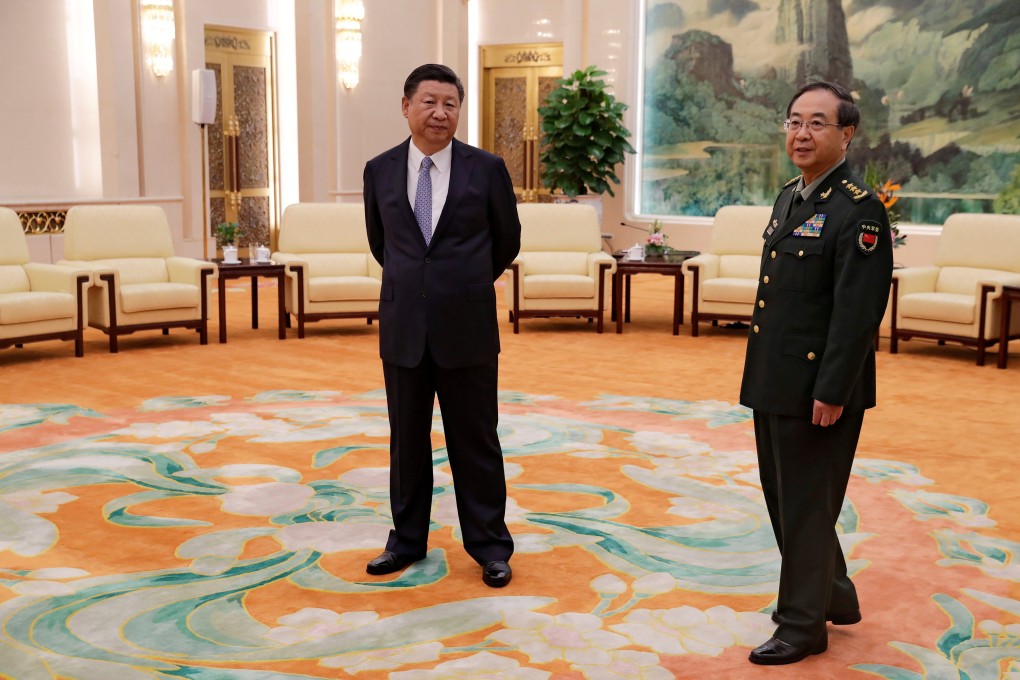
612 251 699 334
213 260 287 343
998 285 1020 369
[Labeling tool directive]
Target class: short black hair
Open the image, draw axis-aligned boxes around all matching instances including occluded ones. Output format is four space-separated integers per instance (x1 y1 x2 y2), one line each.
403 64 464 103
786 81 860 129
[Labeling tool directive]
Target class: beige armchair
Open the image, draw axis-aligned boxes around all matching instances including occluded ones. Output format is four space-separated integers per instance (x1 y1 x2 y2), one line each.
1 208 92 357
272 203 381 338
682 205 773 336
890 212 1020 365
504 203 616 333
59 205 216 353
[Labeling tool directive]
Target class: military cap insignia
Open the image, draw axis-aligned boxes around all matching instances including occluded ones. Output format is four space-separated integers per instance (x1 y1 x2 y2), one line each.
840 179 870 202
856 220 883 254
793 214 825 237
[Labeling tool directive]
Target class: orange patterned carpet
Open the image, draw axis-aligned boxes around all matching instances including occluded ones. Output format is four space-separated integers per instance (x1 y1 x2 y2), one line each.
1 276 1018 679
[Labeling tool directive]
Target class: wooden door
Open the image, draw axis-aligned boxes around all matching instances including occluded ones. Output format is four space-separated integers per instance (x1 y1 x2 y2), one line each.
481 44 562 202
205 27 279 253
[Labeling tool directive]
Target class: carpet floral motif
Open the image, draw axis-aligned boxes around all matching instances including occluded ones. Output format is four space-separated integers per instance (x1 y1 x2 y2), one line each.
0 392 1017 678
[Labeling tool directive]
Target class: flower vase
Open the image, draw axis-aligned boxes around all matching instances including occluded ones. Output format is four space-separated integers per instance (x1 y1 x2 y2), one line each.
644 245 667 259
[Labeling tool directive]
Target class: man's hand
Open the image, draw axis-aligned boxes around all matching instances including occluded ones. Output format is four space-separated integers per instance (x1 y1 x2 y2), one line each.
812 400 843 427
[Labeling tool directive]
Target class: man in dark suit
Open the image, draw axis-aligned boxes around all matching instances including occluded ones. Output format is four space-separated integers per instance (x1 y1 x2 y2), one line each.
740 82 893 664
362 64 520 587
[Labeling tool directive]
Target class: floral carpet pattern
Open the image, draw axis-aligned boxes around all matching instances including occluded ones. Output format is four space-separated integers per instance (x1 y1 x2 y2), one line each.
1 391 1018 679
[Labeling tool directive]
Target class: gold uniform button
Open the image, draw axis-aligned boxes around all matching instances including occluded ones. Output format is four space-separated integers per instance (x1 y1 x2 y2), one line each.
770 250 777 259
763 275 770 284
798 250 805 257
807 351 816 361
753 325 760 333
758 300 765 308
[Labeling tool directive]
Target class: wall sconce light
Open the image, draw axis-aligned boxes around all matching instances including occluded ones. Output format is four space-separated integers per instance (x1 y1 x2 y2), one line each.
335 0 364 90
142 0 175 77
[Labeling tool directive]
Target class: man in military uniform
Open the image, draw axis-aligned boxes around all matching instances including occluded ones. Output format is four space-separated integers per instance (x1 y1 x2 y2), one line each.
740 81 893 665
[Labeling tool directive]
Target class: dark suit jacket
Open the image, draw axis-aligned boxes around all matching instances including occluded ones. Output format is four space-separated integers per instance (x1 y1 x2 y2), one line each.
739 162 893 418
364 137 521 369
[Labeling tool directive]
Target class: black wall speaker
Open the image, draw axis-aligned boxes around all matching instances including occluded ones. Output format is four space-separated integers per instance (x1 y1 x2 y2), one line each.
192 69 216 125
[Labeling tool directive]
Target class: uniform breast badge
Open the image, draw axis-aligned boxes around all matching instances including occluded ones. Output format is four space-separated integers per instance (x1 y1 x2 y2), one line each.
792 214 825 237
856 220 883 254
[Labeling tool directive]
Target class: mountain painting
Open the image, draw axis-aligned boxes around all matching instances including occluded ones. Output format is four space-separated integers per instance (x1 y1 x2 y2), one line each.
640 0 1020 223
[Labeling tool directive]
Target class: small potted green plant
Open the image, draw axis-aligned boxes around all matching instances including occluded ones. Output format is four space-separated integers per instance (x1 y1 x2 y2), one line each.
215 221 242 263
538 65 636 201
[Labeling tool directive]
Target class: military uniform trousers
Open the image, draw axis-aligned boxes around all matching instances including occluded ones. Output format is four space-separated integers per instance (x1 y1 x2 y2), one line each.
754 409 864 647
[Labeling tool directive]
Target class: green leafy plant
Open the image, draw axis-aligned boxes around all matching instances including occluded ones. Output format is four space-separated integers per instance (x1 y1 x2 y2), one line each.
538 65 636 198
215 221 241 247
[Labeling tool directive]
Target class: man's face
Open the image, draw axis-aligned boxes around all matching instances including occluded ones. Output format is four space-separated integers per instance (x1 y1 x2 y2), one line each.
402 80 460 155
785 88 855 184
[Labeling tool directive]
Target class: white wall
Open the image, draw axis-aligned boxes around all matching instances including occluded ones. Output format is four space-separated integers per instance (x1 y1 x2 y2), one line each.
0 0 942 267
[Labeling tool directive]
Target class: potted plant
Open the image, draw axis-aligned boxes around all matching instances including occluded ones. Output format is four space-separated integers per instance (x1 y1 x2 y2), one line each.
215 221 242 263
538 65 636 206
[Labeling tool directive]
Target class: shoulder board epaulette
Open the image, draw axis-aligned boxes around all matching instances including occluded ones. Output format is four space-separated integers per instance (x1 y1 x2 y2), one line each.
783 176 801 188
838 178 870 202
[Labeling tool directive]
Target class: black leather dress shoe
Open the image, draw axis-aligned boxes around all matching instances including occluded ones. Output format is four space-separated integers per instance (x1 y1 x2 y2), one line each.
770 609 862 625
749 637 826 665
482 560 512 588
365 551 419 575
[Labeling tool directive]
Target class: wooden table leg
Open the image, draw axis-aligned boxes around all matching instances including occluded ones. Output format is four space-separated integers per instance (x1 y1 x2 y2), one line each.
624 274 632 323
673 271 684 335
218 275 228 343
615 269 624 333
276 272 287 339
250 275 259 329
999 293 1014 369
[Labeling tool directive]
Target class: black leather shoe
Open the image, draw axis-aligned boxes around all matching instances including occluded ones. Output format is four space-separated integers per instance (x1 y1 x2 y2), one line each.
770 609 862 625
749 637 826 665
365 551 419 575
482 560 512 588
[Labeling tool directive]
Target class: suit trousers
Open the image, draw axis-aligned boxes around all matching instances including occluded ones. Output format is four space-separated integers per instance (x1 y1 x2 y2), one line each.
754 409 864 647
382 346 514 565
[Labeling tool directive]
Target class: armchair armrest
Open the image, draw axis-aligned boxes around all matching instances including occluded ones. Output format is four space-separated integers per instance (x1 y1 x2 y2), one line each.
166 256 217 285
23 263 92 293
587 252 617 278
977 274 1020 299
682 253 719 279
891 266 939 297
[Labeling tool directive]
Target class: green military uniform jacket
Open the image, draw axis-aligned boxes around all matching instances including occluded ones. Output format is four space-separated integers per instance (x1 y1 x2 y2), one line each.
739 162 893 418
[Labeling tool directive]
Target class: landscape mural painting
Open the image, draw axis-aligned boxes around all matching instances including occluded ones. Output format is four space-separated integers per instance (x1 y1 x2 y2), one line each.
640 0 1020 223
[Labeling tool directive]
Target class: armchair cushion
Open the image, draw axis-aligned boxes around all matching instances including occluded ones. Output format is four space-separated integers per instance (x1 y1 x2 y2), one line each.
0 265 31 293
309 276 381 302
521 252 589 276
524 274 594 299
120 283 202 313
0 292 76 324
